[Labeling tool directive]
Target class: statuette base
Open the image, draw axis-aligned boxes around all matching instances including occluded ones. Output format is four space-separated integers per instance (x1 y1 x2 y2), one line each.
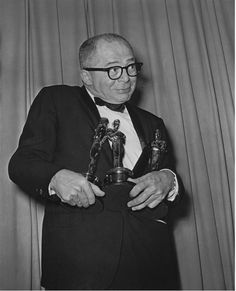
104 167 133 185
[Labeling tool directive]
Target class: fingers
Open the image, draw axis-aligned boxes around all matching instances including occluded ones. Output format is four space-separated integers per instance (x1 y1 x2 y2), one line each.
127 172 168 211
67 193 82 207
69 181 105 208
129 179 149 198
127 175 153 210
73 190 90 208
128 175 147 185
127 190 164 211
52 169 105 208
60 190 85 207
79 180 96 206
128 185 161 210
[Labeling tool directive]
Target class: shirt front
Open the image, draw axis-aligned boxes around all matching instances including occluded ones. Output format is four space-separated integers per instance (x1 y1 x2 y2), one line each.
93 102 143 170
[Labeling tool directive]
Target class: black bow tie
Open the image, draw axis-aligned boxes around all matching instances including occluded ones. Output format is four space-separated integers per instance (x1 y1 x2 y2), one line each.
94 97 125 113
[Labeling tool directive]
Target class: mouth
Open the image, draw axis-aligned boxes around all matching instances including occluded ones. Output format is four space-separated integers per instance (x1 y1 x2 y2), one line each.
116 87 131 93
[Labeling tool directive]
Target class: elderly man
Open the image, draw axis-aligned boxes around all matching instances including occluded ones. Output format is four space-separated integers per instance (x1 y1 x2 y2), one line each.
9 33 180 290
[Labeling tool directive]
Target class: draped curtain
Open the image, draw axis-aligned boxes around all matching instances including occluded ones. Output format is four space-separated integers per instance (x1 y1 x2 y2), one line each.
0 0 234 289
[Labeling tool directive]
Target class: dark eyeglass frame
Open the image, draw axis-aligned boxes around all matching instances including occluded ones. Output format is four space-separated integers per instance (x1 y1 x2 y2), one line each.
83 62 143 80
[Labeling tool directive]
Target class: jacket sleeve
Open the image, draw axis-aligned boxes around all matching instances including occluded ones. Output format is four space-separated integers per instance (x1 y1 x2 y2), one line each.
158 118 184 204
157 118 176 172
8 87 63 199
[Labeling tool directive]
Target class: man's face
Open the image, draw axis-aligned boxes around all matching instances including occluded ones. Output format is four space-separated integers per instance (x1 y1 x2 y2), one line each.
84 40 137 104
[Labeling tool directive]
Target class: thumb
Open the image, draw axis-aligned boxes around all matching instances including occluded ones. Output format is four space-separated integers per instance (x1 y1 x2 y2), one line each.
90 183 105 197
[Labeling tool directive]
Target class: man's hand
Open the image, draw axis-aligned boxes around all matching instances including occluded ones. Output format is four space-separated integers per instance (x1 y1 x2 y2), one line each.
127 170 174 211
50 169 105 207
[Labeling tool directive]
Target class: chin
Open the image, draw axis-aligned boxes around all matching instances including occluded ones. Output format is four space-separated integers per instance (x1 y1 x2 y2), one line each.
116 94 131 103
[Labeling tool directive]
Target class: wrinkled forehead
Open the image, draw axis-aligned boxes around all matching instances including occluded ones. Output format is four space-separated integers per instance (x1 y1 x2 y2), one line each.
90 39 135 66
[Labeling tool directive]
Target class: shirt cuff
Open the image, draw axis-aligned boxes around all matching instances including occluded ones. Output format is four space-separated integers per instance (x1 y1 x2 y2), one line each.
48 181 56 196
160 169 179 201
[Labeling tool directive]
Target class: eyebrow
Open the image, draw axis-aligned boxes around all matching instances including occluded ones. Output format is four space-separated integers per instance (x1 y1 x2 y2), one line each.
105 58 135 67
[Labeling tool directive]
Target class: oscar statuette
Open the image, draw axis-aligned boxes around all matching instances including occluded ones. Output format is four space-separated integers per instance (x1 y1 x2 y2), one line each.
84 117 109 186
102 120 135 211
132 129 167 177
104 119 133 185
132 128 169 219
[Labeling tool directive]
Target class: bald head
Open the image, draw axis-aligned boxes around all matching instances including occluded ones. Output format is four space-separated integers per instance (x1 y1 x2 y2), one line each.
79 33 134 68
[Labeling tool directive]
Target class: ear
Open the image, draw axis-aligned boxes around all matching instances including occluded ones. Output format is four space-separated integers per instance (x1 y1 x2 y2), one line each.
80 69 93 85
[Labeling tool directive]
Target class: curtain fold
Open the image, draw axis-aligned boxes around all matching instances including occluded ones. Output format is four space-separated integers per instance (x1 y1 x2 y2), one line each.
0 0 234 289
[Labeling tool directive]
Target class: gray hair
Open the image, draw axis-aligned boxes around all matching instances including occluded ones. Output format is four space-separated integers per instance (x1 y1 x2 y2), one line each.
79 33 134 68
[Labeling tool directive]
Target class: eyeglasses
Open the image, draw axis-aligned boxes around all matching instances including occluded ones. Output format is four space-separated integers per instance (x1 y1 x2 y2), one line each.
83 62 143 80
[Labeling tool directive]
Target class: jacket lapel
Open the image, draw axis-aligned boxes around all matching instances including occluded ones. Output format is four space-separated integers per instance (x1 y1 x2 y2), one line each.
80 86 100 127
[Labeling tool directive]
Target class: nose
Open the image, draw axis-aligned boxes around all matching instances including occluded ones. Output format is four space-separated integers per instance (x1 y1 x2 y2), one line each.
118 68 130 82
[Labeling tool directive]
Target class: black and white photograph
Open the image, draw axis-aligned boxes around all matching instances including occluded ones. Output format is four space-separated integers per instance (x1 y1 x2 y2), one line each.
0 0 234 290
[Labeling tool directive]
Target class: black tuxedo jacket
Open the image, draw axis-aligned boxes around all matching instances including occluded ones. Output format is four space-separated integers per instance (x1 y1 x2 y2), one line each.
8 85 178 289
